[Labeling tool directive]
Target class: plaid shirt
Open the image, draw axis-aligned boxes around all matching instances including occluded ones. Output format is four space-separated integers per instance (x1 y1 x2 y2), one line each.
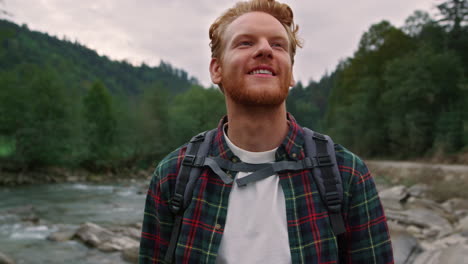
139 114 393 264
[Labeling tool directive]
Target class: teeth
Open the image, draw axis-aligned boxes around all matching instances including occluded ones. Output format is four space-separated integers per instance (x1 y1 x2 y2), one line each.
250 69 273 75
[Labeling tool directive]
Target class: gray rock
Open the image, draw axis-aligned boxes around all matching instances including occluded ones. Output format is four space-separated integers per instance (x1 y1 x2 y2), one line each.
405 198 454 223
413 244 468 264
432 234 468 248
457 215 468 233
98 236 139 252
388 225 421 264
74 222 113 247
442 198 468 216
0 252 15 264
110 226 141 241
122 246 139 264
386 208 452 239
408 184 429 198
380 185 409 211
74 222 139 253
406 225 422 236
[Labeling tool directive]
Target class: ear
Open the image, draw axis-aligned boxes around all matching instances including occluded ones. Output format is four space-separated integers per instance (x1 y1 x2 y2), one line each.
209 57 222 85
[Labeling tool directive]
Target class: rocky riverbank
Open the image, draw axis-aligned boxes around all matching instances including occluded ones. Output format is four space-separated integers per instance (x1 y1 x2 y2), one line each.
1 160 468 264
2 183 467 264
0 167 152 187
380 184 468 263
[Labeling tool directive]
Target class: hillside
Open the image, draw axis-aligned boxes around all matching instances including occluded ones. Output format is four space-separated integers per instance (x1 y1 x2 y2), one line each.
0 19 227 171
0 19 197 96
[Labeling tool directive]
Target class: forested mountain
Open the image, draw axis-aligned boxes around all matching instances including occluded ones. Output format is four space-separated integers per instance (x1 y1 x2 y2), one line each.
0 19 197 96
0 19 226 170
0 0 467 174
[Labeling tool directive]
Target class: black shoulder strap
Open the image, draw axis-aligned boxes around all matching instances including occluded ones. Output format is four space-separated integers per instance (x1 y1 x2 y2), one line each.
164 129 216 263
303 128 346 236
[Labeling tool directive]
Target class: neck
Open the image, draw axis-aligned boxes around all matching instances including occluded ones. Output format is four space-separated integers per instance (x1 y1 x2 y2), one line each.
225 99 288 152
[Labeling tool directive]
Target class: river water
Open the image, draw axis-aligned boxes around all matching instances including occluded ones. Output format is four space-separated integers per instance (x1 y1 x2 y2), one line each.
0 181 147 264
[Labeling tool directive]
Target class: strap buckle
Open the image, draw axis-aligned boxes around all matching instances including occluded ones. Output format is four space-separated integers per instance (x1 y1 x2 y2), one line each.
183 155 204 167
312 133 327 141
170 193 183 214
190 132 206 143
301 157 313 169
325 191 341 212
183 155 195 166
315 155 333 167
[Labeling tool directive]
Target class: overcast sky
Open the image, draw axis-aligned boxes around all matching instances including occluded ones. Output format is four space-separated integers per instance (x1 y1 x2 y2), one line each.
3 0 437 87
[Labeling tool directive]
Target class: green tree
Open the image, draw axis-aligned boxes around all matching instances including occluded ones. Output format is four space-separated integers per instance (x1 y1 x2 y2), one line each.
117 82 171 166
82 81 117 169
0 64 74 168
382 47 464 156
168 86 226 148
403 10 433 37
326 21 415 156
436 0 468 35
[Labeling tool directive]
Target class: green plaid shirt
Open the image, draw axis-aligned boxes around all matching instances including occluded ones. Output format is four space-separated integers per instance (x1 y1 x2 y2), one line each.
139 114 393 263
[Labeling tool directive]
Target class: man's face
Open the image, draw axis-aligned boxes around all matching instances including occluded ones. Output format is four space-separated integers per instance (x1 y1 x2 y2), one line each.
210 12 295 106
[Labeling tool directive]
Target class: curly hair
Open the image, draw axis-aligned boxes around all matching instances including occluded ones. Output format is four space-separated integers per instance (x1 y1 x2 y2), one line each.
209 0 302 64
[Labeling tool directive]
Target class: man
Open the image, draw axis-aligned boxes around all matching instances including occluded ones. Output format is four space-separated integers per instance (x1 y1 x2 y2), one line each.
139 0 393 263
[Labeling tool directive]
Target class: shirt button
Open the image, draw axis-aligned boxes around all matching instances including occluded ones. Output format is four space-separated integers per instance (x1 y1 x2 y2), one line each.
231 157 238 163
215 224 222 230
292 153 297 158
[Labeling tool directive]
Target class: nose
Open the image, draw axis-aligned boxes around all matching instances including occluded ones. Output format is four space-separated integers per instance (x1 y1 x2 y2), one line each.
253 39 273 59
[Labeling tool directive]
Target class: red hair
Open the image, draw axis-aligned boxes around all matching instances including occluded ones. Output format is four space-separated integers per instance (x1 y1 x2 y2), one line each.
209 0 302 64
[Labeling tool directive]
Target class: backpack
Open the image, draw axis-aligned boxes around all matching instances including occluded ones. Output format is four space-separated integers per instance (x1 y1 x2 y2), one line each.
164 128 345 263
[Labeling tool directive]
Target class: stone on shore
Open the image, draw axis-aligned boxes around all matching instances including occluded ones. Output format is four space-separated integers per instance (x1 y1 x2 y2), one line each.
0 252 15 264
122 246 139 264
413 244 468 264
74 222 139 253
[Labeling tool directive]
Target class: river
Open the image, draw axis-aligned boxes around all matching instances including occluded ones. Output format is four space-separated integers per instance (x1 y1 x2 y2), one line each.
0 181 147 264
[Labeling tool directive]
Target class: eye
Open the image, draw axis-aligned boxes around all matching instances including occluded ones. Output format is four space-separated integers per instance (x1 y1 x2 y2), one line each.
239 41 253 46
271 42 284 48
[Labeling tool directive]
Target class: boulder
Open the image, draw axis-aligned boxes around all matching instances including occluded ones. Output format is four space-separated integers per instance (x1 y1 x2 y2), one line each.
388 223 421 264
457 215 468 233
405 198 454 223
408 184 429 198
385 208 452 239
74 222 114 247
413 244 468 264
379 185 409 211
98 236 139 252
442 198 468 219
432 234 468 248
110 226 141 241
74 222 139 252
0 252 15 264
122 246 139 264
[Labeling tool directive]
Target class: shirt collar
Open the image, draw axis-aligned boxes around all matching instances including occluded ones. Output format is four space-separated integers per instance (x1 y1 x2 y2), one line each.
210 113 305 162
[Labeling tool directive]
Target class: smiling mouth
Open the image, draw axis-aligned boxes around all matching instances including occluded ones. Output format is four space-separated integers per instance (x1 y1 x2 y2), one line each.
248 69 276 76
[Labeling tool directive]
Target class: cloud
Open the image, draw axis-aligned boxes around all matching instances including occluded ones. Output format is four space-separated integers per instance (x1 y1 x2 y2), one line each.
5 0 435 86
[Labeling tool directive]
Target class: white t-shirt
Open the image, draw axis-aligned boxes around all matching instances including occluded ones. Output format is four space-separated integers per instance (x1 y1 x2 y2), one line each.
215 128 291 264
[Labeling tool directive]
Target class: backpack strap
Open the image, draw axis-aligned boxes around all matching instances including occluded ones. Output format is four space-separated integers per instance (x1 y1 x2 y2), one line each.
303 128 346 236
164 129 216 264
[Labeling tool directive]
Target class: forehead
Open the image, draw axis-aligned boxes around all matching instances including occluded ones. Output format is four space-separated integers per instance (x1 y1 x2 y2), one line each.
223 11 289 44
